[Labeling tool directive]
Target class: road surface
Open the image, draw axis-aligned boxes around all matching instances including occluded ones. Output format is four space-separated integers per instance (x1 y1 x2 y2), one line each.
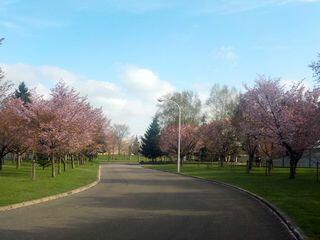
0 164 295 240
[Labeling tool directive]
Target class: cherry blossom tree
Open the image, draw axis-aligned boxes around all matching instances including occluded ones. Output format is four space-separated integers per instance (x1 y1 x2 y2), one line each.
44 82 103 176
232 98 260 172
82 108 111 161
159 124 198 164
26 96 54 179
0 98 30 170
199 119 239 167
23 82 112 177
241 76 320 179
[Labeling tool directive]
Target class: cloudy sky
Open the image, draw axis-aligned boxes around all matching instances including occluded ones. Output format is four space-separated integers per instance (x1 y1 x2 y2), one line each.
1 0 320 135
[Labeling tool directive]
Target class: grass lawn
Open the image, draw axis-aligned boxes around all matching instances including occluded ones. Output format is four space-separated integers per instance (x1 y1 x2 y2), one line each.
148 163 320 240
0 160 99 207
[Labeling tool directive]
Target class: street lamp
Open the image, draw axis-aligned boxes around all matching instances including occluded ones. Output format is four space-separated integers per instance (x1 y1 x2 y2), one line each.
158 98 181 173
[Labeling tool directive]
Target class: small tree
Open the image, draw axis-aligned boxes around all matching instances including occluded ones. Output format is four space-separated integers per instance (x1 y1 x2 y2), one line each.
140 117 162 161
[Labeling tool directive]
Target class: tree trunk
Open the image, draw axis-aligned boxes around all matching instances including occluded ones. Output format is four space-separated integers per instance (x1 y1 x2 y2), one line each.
118 144 121 155
51 153 55 177
58 157 61 174
63 160 66 172
219 155 224 167
31 151 36 180
71 155 75 169
286 150 302 179
46 156 50 170
0 157 3 170
247 153 254 173
16 153 21 169
265 158 273 176
289 158 298 179
63 155 66 172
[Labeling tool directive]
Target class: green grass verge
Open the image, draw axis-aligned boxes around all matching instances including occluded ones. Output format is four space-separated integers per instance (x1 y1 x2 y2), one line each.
0 160 99 207
148 163 320 240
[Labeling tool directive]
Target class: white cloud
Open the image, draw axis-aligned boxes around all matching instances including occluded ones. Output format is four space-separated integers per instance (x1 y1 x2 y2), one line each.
1 62 174 135
34 82 50 98
122 65 174 100
216 46 239 64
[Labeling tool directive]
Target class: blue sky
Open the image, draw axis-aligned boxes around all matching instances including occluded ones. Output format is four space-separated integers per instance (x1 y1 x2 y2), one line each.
1 0 320 135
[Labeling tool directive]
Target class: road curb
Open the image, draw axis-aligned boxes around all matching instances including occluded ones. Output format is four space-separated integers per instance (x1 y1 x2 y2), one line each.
147 166 306 240
0 164 101 212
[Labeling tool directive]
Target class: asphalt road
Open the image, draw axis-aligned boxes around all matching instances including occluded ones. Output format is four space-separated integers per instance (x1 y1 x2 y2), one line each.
0 164 295 240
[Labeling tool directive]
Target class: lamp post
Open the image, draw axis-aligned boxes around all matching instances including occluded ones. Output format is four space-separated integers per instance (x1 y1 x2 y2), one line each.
158 98 181 173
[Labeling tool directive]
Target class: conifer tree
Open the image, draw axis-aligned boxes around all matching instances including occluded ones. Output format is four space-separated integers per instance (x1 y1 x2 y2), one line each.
140 116 162 161
15 82 31 104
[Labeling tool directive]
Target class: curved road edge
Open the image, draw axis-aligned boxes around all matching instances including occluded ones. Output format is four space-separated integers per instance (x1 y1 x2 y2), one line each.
0 165 101 213
146 166 307 240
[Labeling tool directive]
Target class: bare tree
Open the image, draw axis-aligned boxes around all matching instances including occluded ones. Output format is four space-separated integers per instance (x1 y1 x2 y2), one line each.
157 91 202 127
129 136 140 155
112 124 130 155
206 84 239 121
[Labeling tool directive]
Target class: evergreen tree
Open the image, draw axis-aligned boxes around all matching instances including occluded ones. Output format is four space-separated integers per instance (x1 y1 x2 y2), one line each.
15 82 31 104
140 116 162 161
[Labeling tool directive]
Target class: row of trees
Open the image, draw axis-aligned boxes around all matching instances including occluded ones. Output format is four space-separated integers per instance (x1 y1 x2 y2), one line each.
140 55 320 179
0 79 114 179
0 37 127 179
